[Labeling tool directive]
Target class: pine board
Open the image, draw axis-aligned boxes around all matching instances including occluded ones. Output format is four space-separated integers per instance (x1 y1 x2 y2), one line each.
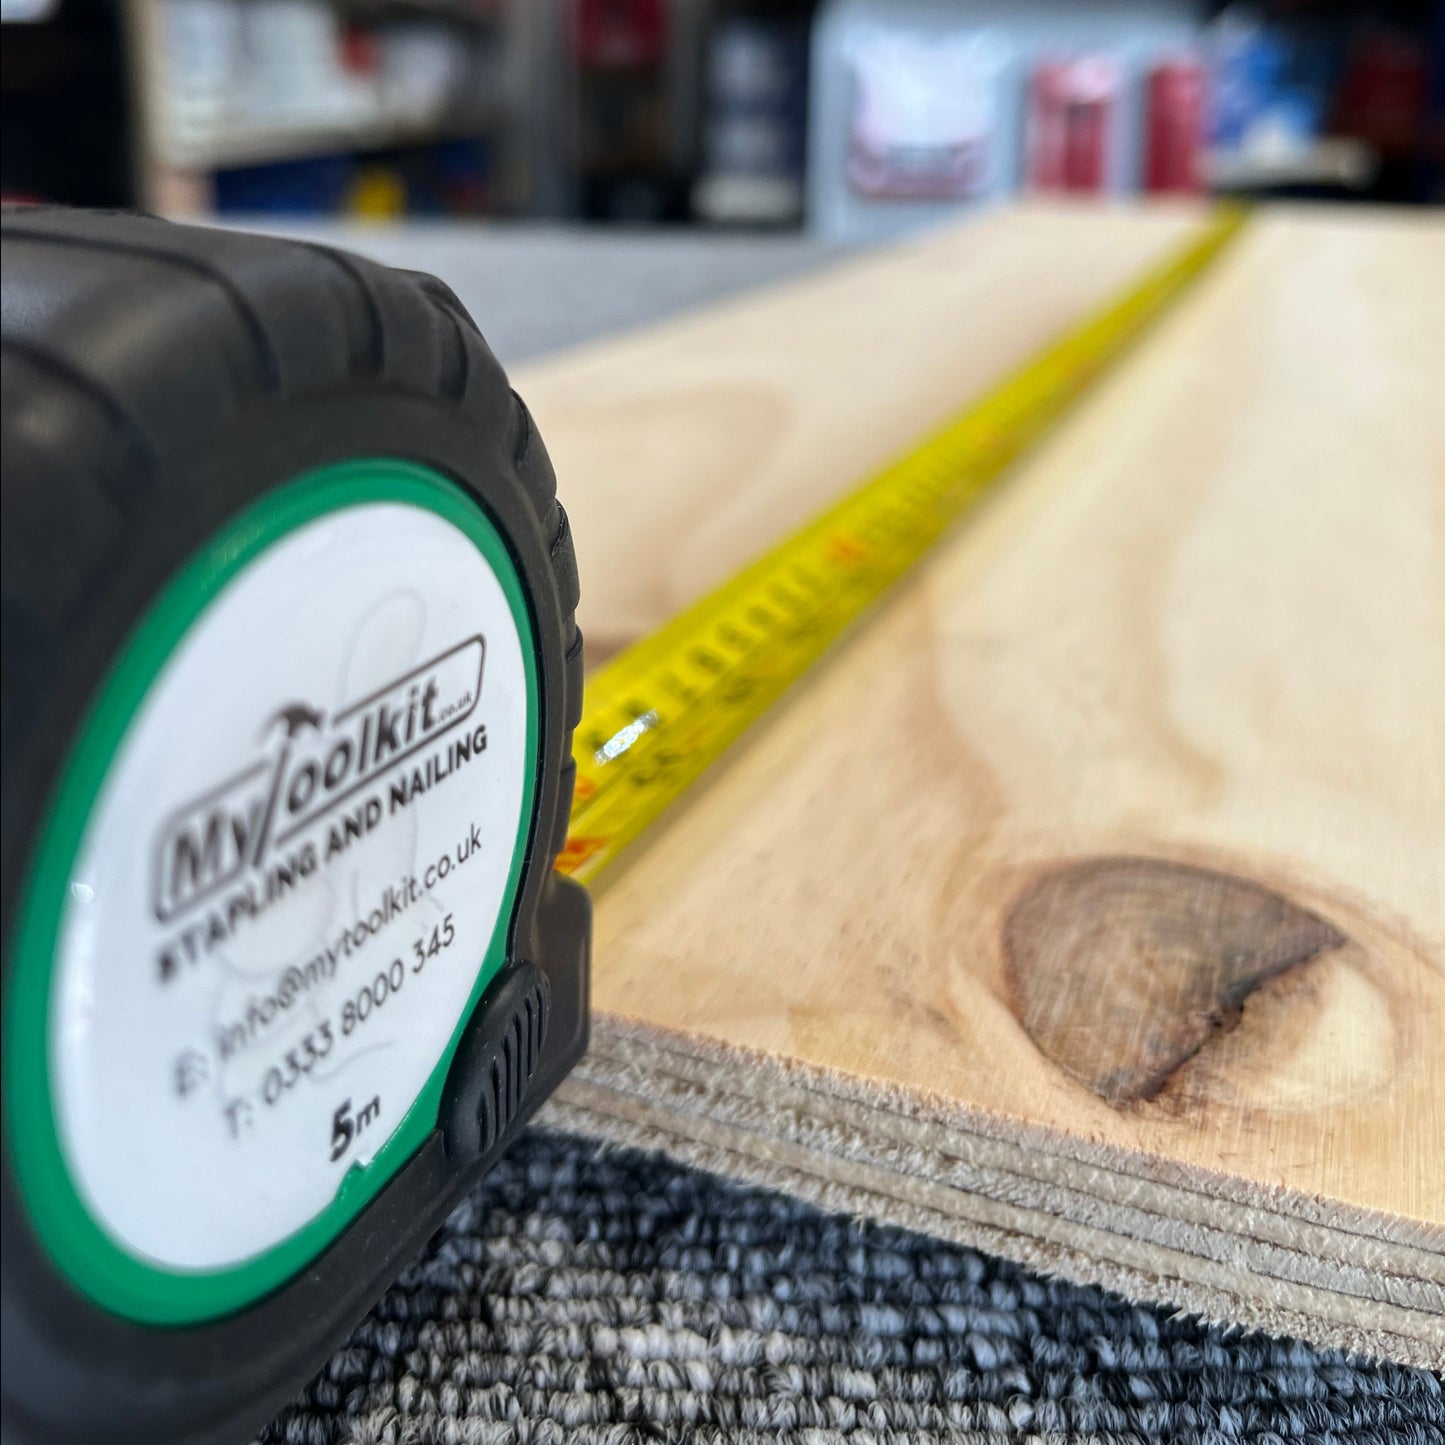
525 204 1204 663
516 205 1445 1366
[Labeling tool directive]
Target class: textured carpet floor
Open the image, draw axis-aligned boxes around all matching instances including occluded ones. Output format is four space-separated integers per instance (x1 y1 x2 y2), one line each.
258 1128 1442 1445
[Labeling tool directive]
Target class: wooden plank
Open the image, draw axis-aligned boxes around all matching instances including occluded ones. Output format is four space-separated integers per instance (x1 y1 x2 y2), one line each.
519 205 1445 1366
522 203 1204 661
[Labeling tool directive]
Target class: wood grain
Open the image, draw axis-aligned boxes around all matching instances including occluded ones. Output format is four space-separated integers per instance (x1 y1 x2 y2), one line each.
517 203 1203 661
521 205 1445 1364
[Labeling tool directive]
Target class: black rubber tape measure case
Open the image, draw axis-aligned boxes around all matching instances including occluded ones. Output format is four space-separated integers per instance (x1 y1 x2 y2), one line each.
0 208 591 1445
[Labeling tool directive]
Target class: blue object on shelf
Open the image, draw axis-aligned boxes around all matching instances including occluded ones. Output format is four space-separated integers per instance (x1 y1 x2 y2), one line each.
213 155 356 215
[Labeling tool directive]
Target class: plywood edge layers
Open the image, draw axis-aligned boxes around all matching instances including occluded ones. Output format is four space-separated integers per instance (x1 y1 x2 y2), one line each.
545 1014 1445 1371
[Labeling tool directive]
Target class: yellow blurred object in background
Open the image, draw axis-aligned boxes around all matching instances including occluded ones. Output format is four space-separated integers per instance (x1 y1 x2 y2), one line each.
348 165 407 218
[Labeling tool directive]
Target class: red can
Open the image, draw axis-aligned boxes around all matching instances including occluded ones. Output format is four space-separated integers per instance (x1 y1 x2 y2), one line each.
1027 57 1119 194
572 0 669 71
1144 58 1206 195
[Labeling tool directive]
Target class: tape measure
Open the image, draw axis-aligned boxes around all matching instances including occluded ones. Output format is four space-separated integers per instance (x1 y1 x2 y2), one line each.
1 210 588 1445
561 206 1246 884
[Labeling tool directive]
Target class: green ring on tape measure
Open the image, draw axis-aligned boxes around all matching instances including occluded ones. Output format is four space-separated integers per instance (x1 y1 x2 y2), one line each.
4 459 540 1325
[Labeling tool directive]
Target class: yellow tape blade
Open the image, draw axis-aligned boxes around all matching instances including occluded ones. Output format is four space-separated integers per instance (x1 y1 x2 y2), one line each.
560 206 1247 885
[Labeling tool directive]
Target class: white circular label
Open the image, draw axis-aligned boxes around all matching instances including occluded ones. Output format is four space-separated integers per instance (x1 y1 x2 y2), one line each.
51 500 531 1271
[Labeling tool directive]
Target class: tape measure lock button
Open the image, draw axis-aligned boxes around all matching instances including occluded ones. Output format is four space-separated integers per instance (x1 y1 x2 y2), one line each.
441 959 550 1164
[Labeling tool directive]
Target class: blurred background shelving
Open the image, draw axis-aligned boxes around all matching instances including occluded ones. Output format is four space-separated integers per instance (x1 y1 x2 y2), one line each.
2 0 1440 225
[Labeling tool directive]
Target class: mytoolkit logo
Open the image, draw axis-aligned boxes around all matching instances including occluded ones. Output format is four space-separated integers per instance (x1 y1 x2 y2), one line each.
151 636 484 922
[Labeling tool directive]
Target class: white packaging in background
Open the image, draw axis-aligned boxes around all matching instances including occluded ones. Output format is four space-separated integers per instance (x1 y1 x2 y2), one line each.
380 24 473 128
243 0 377 127
160 0 245 144
846 31 1008 200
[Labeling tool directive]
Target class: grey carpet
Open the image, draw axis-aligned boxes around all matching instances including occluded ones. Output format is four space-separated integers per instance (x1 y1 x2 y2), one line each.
258 1128 1442 1445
